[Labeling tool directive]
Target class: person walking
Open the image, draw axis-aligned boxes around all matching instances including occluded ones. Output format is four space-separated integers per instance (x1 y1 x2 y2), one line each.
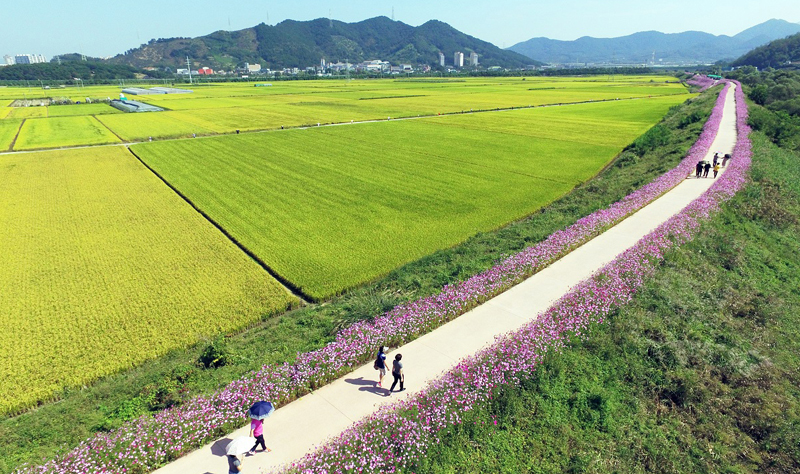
389 354 405 393
722 153 731 167
713 163 720 178
713 152 719 166
374 346 388 388
695 161 703 178
248 417 270 455
227 454 242 473
703 162 711 178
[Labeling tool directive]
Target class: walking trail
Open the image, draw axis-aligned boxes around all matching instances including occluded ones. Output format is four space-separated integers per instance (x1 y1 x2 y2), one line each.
154 85 738 474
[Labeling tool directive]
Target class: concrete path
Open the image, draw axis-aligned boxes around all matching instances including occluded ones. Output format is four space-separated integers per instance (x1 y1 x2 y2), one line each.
153 85 738 474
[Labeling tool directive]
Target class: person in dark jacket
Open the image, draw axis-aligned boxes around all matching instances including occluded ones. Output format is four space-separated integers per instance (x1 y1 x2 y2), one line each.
228 454 242 473
703 162 711 178
389 354 405 393
695 161 703 178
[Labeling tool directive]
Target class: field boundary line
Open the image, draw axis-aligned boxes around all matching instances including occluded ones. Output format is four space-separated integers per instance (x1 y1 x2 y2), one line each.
124 145 312 304
8 118 25 151
93 114 125 142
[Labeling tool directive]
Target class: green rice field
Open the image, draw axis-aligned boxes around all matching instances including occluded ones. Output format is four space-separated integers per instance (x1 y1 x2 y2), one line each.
0 77 689 148
47 103 123 117
13 116 121 150
0 147 297 415
0 119 22 151
0 76 693 413
132 94 688 299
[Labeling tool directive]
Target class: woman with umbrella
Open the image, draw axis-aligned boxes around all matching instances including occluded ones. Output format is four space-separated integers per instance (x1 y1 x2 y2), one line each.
224 437 252 473
248 401 274 455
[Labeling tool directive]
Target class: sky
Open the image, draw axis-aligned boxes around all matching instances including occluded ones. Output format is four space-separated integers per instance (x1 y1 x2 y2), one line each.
2 0 799 59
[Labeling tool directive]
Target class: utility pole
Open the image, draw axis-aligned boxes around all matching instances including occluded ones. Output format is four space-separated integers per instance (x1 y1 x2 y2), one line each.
187 56 193 85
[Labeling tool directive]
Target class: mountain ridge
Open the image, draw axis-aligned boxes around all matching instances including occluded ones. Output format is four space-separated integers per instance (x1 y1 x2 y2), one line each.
732 32 800 69
108 16 536 70
509 19 800 65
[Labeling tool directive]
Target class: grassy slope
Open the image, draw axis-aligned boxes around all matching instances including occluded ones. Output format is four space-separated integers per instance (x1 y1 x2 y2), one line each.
132 97 685 300
416 132 800 473
0 147 296 416
0 87 716 473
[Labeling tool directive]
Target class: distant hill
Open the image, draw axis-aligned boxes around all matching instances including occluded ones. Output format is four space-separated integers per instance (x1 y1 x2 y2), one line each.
732 32 800 69
509 19 800 65
109 17 536 70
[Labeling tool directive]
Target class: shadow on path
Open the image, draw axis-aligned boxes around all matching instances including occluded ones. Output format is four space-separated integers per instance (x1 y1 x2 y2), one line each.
210 437 234 457
345 376 389 396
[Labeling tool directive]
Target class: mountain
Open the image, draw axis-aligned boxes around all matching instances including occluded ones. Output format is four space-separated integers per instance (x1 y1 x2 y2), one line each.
509 19 800 65
732 32 800 69
109 17 536 70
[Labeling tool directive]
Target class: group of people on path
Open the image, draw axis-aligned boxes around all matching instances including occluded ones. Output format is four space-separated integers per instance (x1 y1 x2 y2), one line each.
695 152 730 179
227 346 405 473
375 345 405 394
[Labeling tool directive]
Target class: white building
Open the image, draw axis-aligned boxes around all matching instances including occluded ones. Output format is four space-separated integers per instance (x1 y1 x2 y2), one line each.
469 51 479 67
357 60 390 73
438 52 445 67
454 51 464 68
14 54 47 65
245 62 262 73
3 55 15 66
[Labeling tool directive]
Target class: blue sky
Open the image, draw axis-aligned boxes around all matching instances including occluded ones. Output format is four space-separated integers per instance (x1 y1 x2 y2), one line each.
2 0 799 59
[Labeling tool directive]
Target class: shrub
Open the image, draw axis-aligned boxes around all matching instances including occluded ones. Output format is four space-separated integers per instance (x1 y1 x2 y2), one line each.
198 336 231 368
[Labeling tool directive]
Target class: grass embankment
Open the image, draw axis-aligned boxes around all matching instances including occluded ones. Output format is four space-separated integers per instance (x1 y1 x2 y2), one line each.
0 87 717 473
416 131 800 473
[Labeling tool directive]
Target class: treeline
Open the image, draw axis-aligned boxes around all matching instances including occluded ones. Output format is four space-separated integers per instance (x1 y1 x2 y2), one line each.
731 32 800 70
0 62 169 82
728 67 800 150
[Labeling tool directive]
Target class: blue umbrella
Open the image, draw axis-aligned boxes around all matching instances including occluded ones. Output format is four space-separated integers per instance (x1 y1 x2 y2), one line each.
249 401 275 420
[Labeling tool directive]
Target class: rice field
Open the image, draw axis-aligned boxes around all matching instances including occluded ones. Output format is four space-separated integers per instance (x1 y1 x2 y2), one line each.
132 94 689 299
46 103 123 117
0 147 297 415
0 76 689 148
6 106 47 119
13 116 121 150
0 119 22 150
0 75 692 413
